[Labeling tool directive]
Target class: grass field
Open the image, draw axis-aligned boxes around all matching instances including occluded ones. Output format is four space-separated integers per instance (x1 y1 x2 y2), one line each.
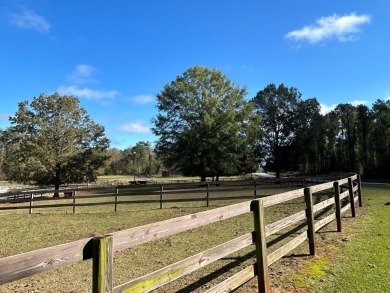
0 183 388 292
266 184 390 293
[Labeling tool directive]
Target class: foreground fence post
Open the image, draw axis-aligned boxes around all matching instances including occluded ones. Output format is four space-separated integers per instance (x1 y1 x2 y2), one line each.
348 178 356 218
251 199 270 293
92 235 113 293
304 187 316 256
333 181 342 232
357 174 363 207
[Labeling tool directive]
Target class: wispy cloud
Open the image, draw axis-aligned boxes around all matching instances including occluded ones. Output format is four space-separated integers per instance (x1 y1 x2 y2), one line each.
9 9 51 33
285 13 370 44
57 85 119 100
130 94 155 104
320 99 369 115
320 103 338 115
350 100 368 106
68 65 99 84
118 121 151 134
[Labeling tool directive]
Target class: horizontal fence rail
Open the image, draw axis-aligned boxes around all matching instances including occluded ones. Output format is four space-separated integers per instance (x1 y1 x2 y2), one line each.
0 175 351 214
0 174 362 292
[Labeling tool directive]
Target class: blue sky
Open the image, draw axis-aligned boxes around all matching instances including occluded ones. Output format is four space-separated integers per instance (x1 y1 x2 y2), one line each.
1 1 388 149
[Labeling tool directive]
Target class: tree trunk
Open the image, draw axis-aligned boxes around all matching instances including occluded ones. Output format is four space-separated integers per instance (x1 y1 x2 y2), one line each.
53 167 61 197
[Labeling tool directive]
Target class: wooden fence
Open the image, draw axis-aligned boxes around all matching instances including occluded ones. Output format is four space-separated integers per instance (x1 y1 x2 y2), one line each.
0 176 339 214
0 174 362 292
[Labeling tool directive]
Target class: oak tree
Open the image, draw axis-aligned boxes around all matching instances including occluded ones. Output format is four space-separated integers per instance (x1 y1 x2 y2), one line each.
1 93 110 195
152 66 259 181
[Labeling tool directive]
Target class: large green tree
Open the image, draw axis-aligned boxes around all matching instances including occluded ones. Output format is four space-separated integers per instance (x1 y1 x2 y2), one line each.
252 84 303 178
152 66 259 181
0 93 110 195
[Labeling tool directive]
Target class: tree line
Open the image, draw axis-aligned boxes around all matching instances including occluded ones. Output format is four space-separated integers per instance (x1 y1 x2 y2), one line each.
0 66 389 191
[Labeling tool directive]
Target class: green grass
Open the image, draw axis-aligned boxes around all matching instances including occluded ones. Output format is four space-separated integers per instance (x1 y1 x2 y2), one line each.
308 184 390 292
267 185 390 293
0 184 387 292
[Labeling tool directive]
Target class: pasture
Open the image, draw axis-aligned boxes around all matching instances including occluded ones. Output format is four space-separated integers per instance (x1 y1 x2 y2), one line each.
0 178 385 292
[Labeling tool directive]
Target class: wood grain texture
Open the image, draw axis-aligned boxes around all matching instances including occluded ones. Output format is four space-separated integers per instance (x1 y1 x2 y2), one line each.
113 233 252 293
314 213 336 232
267 230 307 266
204 265 256 293
309 181 334 193
265 210 306 237
112 200 251 252
312 197 335 214
0 238 93 284
251 199 270 293
261 188 304 207
92 235 113 293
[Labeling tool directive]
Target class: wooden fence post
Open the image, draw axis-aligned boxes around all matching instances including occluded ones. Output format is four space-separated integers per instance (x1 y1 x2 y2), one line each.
333 181 342 232
304 187 316 256
114 187 118 213
357 174 363 207
348 178 356 218
73 191 76 214
160 186 163 209
29 193 33 214
251 199 270 293
92 235 113 293
206 183 210 207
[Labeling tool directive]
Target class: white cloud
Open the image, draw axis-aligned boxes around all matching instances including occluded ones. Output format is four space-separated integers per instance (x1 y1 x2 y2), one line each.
118 121 151 134
57 85 119 100
285 13 370 44
68 65 99 84
320 103 337 115
9 9 51 33
131 94 155 104
350 100 368 106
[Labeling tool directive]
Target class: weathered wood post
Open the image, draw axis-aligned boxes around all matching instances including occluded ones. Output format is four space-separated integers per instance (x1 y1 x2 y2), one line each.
73 191 76 214
206 183 210 207
304 187 316 255
251 199 270 293
348 178 356 218
357 174 363 207
114 187 119 213
29 193 34 214
333 181 342 232
92 235 113 293
160 185 164 209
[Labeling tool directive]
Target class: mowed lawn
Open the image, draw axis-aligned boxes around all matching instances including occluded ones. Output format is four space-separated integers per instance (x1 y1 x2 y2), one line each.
309 184 390 292
0 183 388 292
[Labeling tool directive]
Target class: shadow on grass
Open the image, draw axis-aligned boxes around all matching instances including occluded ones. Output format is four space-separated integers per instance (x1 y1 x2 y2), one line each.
176 250 256 293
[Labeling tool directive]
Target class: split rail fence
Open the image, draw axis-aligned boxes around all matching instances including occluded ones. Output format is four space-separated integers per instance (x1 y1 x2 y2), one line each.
0 176 336 214
0 174 362 292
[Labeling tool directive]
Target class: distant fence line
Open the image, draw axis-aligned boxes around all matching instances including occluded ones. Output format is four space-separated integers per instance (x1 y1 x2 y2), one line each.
0 175 349 214
0 174 362 292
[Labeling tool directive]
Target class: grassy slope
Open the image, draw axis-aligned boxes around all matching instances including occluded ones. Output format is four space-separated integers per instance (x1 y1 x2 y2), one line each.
270 185 390 292
309 184 390 292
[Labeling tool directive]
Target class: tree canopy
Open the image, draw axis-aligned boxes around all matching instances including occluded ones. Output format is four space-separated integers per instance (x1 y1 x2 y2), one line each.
0 93 110 194
152 66 260 181
252 84 305 177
